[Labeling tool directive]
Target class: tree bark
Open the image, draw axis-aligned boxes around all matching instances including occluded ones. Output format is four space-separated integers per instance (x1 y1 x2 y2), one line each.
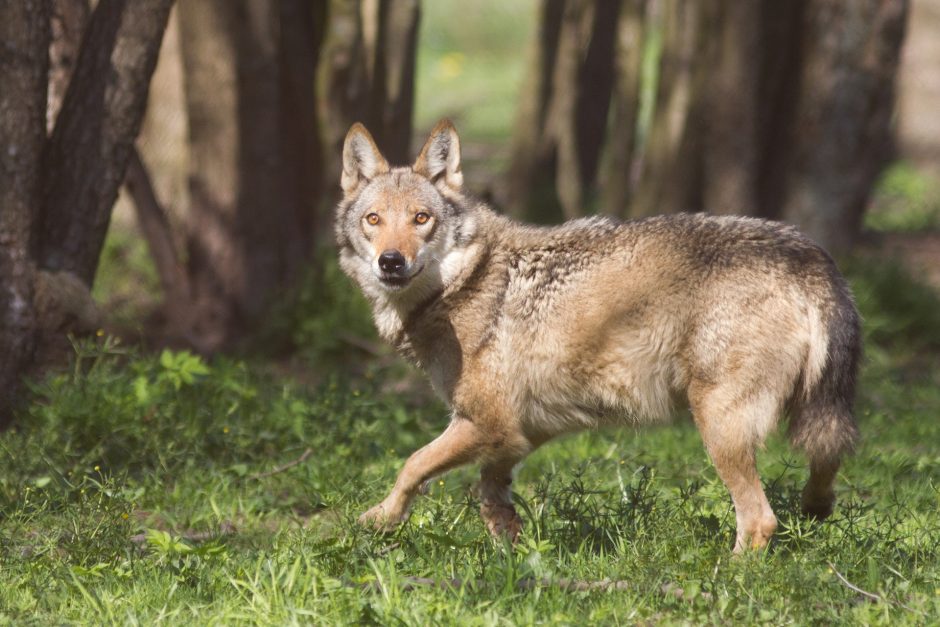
0 0 50 426
322 0 370 188
372 0 420 163
177 0 327 350
507 0 620 221
504 0 566 222
754 0 806 221
322 0 420 178
39 0 175 285
47 0 90 131
700 0 760 216
780 0 909 254
601 0 646 217
630 0 704 217
510 0 908 251
558 0 621 218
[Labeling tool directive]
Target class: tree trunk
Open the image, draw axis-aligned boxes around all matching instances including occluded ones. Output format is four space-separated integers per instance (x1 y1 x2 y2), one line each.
0 0 50 426
754 0 806 221
372 0 420 163
177 0 326 350
322 0 370 188
39 0 175 285
601 0 646 217
47 0 90 131
507 0 620 221
700 0 760 216
124 147 191 319
629 0 704 217
504 0 566 222
322 0 420 180
779 0 909 254
512 0 908 251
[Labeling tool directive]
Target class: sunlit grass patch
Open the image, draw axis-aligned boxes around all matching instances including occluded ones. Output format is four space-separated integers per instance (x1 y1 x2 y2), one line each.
868 162 940 232
2 311 939 623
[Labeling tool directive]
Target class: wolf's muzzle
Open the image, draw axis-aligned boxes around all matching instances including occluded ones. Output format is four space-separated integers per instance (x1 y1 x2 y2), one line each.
378 250 406 274
377 249 421 288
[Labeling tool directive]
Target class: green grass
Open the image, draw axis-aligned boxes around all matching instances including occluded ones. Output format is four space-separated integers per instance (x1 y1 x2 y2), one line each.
866 162 940 232
92 218 163 333
2 257 940 624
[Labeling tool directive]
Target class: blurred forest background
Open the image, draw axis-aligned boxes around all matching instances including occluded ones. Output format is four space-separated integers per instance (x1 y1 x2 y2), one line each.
2 0 938 423
5 1 940 621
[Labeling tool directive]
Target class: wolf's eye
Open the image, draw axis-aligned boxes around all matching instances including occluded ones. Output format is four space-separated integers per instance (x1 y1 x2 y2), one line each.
414 212 430 225
366 213 380 225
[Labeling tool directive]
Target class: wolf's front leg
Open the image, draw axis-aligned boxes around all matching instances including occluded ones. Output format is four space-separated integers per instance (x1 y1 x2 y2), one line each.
479 458 524 541
359 418 486 530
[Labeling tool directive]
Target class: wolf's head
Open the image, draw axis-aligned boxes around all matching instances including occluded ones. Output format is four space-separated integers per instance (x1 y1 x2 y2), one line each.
335 120 477 296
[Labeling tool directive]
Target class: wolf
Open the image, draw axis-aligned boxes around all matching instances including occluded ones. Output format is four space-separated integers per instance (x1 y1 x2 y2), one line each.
335 120 861 552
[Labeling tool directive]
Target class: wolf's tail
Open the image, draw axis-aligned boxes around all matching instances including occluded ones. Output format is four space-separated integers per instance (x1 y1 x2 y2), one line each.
789 280 862 463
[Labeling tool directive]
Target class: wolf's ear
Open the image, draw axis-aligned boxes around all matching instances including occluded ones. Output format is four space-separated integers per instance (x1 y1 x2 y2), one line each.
342 123 389 195
413 119 463 191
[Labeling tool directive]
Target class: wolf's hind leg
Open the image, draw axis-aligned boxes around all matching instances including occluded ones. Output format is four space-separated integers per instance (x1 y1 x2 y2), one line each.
359 418 485 530
794 404 857 520
791 403 858 520
800 457 840 519
690 386 778 552
479 458 524 541
707 442 777 552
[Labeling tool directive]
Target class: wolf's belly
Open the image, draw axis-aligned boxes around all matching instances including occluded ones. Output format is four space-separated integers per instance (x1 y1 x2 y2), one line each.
514 360 682 441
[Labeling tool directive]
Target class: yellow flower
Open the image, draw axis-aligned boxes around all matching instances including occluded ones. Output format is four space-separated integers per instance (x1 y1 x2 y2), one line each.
438 52 465 80
96 329 104 337
121 513 129 520
223 426 230 434
94 465 100 472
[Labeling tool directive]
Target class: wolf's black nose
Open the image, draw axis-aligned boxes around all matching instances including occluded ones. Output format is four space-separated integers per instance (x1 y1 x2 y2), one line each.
379 250 406 273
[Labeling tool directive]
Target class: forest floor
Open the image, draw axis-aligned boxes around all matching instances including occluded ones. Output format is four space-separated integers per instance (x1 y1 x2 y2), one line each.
2 246 940 624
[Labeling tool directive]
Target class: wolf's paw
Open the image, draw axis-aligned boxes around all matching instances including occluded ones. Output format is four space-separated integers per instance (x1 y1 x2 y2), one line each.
800 498 834 521
801 487 835 521
732 514 778 554
358 503 404 532
481 502 523 542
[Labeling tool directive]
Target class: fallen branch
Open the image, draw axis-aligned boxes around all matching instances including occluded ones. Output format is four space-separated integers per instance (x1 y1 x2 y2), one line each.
826 561 882 603
249 448 314 480
826 561 921 615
